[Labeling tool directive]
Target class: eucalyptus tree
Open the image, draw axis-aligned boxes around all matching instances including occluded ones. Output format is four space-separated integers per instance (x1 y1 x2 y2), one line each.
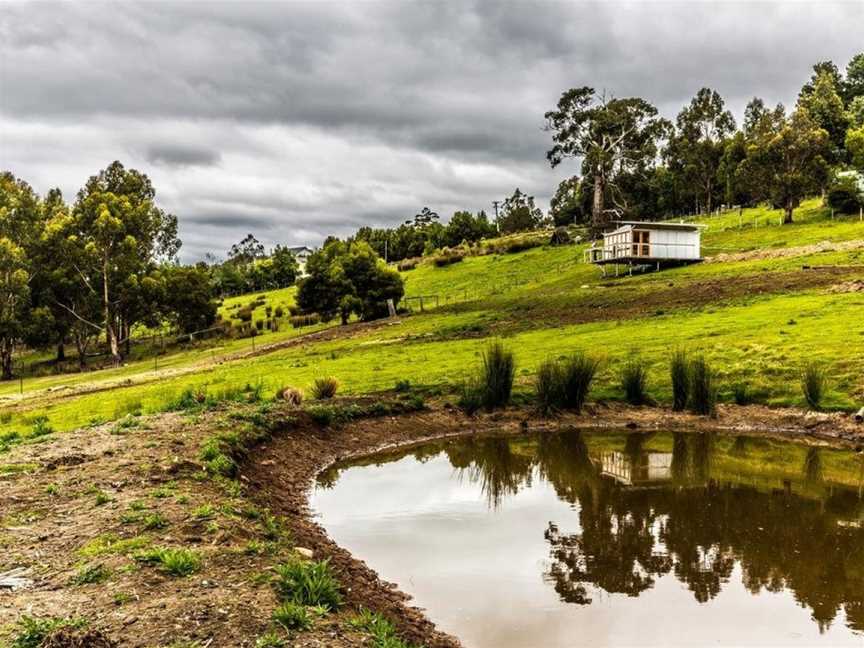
498 188 543 233
0 172 43 379
545 87 669 232
798 70 849 160
738 108 830 224
666 88 736 213
62 161 179 365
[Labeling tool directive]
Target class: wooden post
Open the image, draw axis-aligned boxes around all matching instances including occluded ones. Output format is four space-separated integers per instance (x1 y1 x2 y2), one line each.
860 207 863 222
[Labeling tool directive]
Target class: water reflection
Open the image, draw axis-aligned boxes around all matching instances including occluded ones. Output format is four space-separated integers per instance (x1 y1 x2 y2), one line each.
316 429 864 641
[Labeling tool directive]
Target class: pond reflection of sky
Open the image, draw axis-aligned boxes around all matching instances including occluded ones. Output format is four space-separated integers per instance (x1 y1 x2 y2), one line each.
311 431 864 648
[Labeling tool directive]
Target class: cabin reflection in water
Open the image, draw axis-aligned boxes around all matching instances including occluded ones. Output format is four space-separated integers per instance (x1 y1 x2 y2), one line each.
598 450 673 486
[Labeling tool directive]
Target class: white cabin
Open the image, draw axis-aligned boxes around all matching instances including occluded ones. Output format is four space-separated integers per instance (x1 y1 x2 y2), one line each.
585 221 704 268
287 245 314 276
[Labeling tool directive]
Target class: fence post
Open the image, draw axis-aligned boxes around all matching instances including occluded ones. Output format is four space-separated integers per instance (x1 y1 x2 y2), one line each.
19 376 23 395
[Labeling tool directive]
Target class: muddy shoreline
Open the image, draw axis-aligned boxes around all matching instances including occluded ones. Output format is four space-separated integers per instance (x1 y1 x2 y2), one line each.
244 401 864 647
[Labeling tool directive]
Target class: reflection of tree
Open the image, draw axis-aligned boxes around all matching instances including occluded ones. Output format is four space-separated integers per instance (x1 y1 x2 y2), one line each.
803 447 824 484
458 437 534 508
435 430 864 635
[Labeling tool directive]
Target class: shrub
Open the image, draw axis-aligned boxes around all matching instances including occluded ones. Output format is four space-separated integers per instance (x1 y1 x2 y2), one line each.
275 387 304 407
134 547 201 576
801 362 826 410
30 416 54 437
274 306 284 318
535 359 565 415
273 559 342 610
255 319 265 331
478 341 515 409
237 307 254 322
457 379 484 415
688 356 717 416
291 313 321 329
310 377 339 400
394 379 412 392
432 249 464 267
670 350 689 411
10 617 88 648
397 258 418 271
272 601 313 631
732 382 753 406
621 357 649 405
561 353 600 413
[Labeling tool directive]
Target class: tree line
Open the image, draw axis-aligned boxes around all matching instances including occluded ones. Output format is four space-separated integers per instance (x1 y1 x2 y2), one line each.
0 162 217 376
545 53 864 230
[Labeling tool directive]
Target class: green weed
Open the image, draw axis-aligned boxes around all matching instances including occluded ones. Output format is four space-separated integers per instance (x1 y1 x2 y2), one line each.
272 601 313 631
273 559 341 610
134 546 202 576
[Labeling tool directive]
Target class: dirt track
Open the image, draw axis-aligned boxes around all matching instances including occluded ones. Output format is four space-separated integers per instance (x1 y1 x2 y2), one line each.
2 399 863 647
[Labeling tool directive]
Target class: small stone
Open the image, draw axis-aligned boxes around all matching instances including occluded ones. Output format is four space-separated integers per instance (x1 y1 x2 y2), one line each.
295 547 314 559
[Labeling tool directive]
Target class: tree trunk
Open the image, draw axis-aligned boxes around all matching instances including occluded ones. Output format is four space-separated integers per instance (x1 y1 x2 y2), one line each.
591 173 606 234
56 342 65 363
102 260 121 366
784 198 794 224
75 334 88 370
0 338 13 381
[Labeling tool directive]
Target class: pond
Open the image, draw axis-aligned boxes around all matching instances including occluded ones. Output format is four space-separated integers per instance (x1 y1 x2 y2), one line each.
311 430 864 647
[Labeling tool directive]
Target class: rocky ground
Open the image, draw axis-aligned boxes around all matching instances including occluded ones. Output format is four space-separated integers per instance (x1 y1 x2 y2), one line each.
2 396 863 647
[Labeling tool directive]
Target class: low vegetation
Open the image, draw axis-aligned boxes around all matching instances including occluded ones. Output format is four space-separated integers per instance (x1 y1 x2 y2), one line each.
273 559 342 610
621 357 650 406
801 362 827 410
689 356 717 416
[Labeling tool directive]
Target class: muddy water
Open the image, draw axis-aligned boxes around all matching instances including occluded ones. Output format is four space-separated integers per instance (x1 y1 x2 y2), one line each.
311 430 864 647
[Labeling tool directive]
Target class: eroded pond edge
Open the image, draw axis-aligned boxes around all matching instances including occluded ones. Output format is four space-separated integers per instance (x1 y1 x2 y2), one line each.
244 401 864 648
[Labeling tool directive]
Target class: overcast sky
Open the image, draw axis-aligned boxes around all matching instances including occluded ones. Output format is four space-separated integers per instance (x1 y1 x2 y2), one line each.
1 1 862 261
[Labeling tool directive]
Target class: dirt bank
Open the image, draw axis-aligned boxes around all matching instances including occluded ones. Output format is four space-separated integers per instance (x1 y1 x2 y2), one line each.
2 399 863 647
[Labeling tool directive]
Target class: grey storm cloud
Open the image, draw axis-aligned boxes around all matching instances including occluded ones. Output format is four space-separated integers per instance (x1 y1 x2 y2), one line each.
145 144 221 168
1 1 862 261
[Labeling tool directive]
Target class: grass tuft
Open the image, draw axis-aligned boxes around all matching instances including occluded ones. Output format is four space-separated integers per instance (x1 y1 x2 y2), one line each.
10 616 88 648
670 349 689 411
310 377 339 400
134 547 202 576
272 601 313 631
273 559 341 610
688 355 717 416
801 362 826 410
621 357 649 406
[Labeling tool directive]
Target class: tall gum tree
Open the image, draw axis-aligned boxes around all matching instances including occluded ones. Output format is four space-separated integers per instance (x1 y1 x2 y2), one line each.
545 88 669 233
666 88 736 214
65 162 179 365
0 173 42 379
739 108 829 224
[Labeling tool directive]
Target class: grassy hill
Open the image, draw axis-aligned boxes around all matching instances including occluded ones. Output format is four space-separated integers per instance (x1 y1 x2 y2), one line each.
3 198 864 443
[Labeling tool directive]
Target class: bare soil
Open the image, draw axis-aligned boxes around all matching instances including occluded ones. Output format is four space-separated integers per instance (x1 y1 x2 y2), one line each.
2 399 863 647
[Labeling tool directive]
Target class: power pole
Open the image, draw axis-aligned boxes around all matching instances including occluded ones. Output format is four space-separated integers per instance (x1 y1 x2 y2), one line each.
492 200 501 232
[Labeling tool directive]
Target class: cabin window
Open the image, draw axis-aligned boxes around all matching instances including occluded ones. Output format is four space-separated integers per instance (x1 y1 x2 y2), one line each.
632 230 650 257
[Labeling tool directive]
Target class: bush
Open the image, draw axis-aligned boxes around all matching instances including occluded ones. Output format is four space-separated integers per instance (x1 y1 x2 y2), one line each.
237 307 254 322
561 353 600 413
291 313 321 329
670 350 689 411
827 174 864 214
30 416 55 437
310 377 339 400
732 382 753 406
432 249 464 267
457 379 484 415
801 362 826 410
276 387 304 406
273 601 313 631
621 357 649 406
397 258 419 272
534 359 565 415
688 356 717 416
274 306 284 318
255 319 264 331
273 559 342 610
479 341 516 409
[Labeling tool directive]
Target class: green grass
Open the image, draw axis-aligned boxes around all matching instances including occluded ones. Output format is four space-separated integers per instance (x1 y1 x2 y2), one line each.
2 198 864 438
9 616 88 648
134 546 202 576
273 560 342 610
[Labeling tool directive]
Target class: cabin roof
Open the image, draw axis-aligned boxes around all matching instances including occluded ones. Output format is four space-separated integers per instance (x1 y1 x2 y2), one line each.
610 221 706 232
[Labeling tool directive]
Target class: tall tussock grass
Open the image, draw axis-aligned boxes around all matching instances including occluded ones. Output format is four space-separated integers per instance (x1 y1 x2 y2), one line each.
801 362 826 410
535 353 600 415
688 355 716 416
460 341 515 412
621 357 649 406
310 376 339 400
670 350 689 411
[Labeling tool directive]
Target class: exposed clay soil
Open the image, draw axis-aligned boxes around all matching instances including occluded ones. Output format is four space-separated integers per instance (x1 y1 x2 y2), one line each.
2 399 864 647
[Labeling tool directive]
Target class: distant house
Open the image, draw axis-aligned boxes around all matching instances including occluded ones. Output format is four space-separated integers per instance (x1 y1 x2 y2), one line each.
585 221 704 274
287 246 314 276
837 170 864 195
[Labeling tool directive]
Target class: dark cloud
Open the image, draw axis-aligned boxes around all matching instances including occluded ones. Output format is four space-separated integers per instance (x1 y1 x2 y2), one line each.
145 144 221 168
1 1 861 261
